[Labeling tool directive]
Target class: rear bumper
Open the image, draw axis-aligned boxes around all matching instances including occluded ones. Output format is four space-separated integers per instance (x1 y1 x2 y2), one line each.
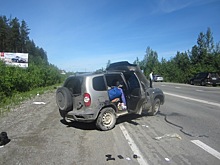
65 108 99 122
206 81 220 85
154 80 163 82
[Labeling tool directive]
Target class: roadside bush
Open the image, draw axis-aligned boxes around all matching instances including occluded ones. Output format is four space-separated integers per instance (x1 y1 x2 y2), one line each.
0 61 64 105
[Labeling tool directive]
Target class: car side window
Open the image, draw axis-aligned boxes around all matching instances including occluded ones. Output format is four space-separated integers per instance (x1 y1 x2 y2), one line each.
124 73 140 97
127 74 140 90
93 76 106 91
105 74 126 89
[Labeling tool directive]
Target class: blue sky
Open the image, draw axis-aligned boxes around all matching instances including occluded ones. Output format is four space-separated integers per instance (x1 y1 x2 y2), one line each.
1 0 220 72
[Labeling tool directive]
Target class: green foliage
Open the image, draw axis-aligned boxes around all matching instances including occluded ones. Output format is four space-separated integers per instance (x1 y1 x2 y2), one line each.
135 28 220 83
0 61 64 105
141 47 159 75
0 84 60 116
0 15 65 106
106 60 111 69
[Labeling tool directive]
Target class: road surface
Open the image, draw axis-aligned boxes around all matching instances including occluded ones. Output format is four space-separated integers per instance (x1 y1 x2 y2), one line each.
0 83 220 165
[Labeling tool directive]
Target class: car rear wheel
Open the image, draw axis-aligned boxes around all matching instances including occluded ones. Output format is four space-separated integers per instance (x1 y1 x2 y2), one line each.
148 98 160 116
201 81 206 86
96 108 116 131
56 87 73 113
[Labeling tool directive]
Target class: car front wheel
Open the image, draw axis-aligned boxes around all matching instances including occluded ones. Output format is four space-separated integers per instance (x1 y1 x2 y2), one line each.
148 98 160 116
96 108 116 131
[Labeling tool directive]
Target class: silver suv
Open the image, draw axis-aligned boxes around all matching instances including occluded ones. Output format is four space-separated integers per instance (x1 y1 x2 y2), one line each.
56 61 165 131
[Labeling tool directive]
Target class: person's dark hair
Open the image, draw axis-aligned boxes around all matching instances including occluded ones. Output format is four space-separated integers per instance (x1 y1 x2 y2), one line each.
112 79 120 87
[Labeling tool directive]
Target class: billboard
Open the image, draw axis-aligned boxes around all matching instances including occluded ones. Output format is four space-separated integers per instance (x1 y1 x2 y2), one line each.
0 52 28 68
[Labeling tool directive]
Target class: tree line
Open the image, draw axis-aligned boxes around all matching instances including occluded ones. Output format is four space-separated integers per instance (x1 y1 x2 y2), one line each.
0 15 65 104
133 28 220 83
1 15 220 105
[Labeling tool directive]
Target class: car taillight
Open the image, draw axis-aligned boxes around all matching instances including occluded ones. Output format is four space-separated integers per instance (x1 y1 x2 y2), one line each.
84 93 91 107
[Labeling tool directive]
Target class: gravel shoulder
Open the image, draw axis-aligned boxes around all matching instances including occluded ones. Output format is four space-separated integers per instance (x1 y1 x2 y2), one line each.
0 90 140 165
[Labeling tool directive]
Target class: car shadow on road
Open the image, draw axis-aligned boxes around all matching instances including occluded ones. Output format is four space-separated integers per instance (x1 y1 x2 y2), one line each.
116 111 151 126
60 119 97 130
59 112 150 131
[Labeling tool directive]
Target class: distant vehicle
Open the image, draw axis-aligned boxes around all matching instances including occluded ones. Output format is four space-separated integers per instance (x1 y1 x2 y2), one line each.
154 75 164 82
189 72 220 86
11 56 27 63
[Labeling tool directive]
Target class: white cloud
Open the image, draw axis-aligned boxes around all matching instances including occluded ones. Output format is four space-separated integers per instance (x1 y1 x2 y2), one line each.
158 0 192 13
152 0 218 14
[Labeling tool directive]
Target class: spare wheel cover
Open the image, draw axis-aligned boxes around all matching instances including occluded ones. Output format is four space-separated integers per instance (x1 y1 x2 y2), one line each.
56 87 73 111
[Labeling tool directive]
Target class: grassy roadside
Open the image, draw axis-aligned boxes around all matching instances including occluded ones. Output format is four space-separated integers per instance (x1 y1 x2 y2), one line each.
0 84 62 117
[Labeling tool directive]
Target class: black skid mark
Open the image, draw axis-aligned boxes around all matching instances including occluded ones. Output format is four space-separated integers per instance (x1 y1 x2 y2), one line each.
158 112 209 138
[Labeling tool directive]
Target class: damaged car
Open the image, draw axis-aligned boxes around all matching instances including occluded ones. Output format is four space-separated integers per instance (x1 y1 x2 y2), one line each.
56 61 165 131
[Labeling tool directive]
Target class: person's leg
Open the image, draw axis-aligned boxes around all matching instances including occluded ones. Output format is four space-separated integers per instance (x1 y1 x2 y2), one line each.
150 79 152 88
118 88 126 105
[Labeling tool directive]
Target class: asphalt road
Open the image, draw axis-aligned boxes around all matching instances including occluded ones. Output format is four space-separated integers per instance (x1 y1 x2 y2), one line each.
153 82 220 164
0 83 220 165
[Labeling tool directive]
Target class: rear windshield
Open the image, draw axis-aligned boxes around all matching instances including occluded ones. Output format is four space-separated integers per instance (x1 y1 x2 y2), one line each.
64 77 83 94
209 73 220 78
196 72 220 78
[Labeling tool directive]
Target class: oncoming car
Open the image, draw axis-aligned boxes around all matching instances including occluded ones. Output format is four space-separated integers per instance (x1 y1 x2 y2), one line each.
154 75 164 82
56 61 165 131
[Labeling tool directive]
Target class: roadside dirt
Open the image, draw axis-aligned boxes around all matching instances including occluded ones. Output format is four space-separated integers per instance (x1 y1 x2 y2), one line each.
0 90 140 165
0 91 51 163
0 90 85 165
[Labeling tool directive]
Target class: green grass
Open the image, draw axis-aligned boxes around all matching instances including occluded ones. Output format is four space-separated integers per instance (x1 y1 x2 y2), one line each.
0 84 62 117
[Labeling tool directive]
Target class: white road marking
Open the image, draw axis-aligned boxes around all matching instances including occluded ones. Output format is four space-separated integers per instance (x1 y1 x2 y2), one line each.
164 92 220 108
33 102 46 105
119 125 149 165
191 140 220 160
196 90 204 92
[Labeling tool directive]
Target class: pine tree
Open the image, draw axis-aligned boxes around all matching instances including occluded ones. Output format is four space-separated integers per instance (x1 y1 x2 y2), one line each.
20 20 30 52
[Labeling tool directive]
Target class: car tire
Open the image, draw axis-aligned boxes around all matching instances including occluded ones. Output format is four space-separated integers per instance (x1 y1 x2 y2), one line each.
190 80 194 85
96 107 116 131
148 98 160 116
201 81 206 86
56 87 73 112
137 102 148 115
